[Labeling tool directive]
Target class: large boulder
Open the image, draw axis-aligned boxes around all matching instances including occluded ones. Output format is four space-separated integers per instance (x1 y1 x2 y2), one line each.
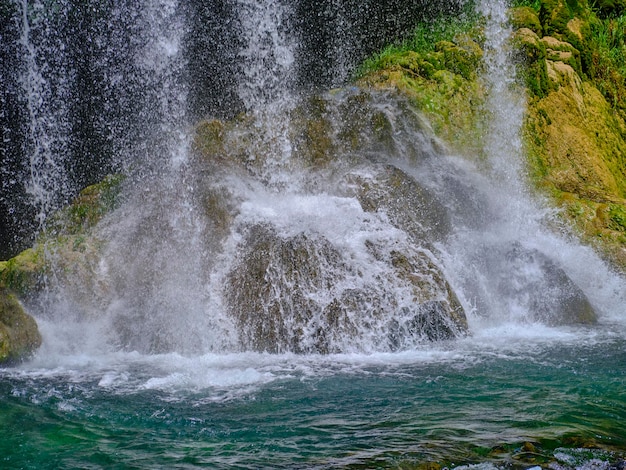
468 242 596 325
226 224 467 354
0 288 41 364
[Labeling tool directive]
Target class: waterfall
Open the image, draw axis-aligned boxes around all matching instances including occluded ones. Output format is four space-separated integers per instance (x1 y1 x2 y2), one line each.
2 0 624 357
235 0 296 111
16 0 73 230
435 0 626 329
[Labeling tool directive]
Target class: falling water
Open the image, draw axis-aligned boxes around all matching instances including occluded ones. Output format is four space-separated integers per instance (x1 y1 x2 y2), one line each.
16 0 72 230
418 0 626 331
235 0 297 110
4 0 622 354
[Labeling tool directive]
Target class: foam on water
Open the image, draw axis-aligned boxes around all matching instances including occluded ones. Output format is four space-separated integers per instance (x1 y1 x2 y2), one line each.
5 314 620 404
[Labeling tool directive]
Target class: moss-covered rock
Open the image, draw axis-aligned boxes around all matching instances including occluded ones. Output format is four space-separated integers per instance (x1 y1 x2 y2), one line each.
523 49 626 268
510 6 543 36
0 175 123 307
506 1 626 271
226 223 467 354
513 28 553 97
358 65 486 160
48 174 125 236
540 0 588 38
0 288 41 365
435 37 483 80
0 246 45 296
541 35 583 75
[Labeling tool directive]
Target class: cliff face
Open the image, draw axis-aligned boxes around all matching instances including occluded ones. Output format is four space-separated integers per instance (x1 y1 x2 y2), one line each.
359 0 626 271
518 1 626 270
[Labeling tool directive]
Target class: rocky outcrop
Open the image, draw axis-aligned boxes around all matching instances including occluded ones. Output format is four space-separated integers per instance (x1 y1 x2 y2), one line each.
358 1 626 272
197 92 470 353
0 175 125 362
0 288 41 365
466 242 596 325
512 3 626 270
226 223 467 354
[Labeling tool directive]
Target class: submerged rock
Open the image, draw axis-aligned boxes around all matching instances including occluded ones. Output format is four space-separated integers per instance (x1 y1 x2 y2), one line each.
0 288 41 365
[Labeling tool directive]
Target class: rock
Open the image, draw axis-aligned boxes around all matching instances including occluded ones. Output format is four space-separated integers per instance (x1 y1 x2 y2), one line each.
346 164 451 244
513 28 552 97
434 38 483 80
0 288 41 365
0 175 125 302
541 36 582 76
0 247 44 297
226 224 467 354
510 6 543 36
469 242 596 325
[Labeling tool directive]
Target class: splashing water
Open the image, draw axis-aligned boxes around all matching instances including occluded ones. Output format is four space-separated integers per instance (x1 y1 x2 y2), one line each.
235 0 297 110
432 0 626 331
7 0 623 356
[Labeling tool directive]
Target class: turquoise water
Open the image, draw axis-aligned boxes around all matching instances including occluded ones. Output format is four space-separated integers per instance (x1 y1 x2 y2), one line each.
1 324 625 469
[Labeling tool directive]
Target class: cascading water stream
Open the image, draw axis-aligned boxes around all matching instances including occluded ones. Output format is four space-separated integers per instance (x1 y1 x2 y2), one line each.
433 0 625 331
17 0 72 231
6 0 622 356
235 0 296 110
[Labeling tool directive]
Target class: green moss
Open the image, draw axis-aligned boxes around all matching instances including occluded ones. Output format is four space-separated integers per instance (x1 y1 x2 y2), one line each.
0 247 45 296
513 0 543 10
47 174 125 236
510 6 544 34
608 203 626 230
355 7 481 79
514 28 553 97
0 288 42 364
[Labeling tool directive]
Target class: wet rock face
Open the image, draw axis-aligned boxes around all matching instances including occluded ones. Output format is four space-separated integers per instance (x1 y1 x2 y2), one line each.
348 164 451 244
468 242 596 325
226 224 467 354
0 288 41 365
201 91 469 353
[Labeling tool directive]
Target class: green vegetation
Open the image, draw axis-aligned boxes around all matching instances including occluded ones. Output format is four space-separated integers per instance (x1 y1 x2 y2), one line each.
356 0 626 271
0 287 41 364
517 1 626 269
512 0 542 10
355 6 487 160
355 5 481 79
0 174 124 296
587 12 626 110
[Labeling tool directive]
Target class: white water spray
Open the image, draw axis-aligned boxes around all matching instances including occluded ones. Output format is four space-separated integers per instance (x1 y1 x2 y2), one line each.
8 0 625 361
18 0 72 228
235 0 297 111
133 0 190 172
435 0 626 330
